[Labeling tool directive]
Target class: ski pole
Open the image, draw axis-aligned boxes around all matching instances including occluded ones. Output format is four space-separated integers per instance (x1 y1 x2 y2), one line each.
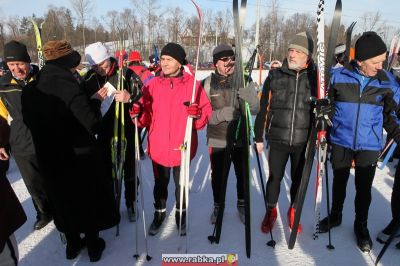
253 143 276 248
324 160 334 250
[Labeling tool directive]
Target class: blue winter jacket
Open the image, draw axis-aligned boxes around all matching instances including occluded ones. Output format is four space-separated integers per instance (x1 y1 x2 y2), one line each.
328 62 400 151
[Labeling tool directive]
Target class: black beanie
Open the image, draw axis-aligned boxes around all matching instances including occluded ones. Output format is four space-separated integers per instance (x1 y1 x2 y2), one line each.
4 40 31 63
355 32 387 61
212 44 234 65
161 43 187 65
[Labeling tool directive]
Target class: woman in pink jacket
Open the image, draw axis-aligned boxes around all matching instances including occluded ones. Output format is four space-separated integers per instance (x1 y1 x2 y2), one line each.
130 43 212 236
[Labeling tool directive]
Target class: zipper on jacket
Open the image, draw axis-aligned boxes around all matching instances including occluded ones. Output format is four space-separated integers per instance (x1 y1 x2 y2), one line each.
289 72 300 146
353 77 373 150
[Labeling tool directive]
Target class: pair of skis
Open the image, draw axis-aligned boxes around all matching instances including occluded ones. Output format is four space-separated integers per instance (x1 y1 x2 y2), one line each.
208 0 252 258
288 0 341 249
177 0 203 253
111 40 127 237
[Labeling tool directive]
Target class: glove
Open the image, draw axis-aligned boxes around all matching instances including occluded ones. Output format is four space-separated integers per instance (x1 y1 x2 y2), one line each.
216 106 240 122
129 103 142 118
237 82 260 111
315 99 334 126
187 103 201 118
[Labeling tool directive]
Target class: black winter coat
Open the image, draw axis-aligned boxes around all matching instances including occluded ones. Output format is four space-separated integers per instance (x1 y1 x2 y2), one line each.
21 61 119 233
254 59 317 148
0 116 26 251
84 58 136 181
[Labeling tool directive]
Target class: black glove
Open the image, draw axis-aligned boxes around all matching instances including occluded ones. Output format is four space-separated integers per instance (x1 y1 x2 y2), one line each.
315 99 334 125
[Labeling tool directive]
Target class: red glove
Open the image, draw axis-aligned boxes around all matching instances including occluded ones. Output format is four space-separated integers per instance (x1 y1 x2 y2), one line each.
187 103 201 118
129 103 142 118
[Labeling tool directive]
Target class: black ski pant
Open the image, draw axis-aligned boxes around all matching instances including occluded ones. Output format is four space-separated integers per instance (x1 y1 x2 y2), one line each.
330 144 379 222
390 162 400 222
13 153 52 219
210 146 244 205
152 162 185 210
266 144 306 207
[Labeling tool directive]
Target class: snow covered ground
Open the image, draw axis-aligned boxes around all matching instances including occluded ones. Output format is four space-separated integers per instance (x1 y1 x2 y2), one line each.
8 70 399 265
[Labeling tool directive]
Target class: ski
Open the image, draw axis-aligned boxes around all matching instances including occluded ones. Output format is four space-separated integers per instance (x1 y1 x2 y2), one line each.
344 21 356 64
133 112 152 261
233 0 252 258
375 224 400 265
177 0 203 253
111 39 127 236
288 120 318 249
30 18 45 69
313 0 341 241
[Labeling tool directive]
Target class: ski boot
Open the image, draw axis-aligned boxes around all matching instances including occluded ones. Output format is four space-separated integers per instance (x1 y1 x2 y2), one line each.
287 206 302 234
319 210 342 233
149 208 166 236
354 220 372 253
377 219 399 243
261 207 277 233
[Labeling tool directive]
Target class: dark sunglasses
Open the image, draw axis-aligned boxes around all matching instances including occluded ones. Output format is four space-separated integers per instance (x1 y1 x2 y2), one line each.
219 56 235 62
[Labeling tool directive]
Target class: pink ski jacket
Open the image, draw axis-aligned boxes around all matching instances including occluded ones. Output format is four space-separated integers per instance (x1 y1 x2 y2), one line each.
136 70 212 167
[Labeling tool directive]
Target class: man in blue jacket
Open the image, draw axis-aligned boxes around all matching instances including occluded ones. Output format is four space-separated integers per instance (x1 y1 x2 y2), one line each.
319 32 400 253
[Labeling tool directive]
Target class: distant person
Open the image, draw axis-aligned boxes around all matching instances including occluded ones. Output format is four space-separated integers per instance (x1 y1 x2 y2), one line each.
333 43 346 68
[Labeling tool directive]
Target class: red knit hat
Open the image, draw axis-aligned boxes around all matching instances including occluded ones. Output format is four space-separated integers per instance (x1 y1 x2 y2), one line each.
129 51 142 62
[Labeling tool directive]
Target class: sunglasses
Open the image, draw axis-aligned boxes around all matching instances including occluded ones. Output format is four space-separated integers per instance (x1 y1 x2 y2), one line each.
219 56 235 62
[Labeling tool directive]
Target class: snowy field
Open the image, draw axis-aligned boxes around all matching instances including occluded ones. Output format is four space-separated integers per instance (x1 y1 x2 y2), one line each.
8 70 399 265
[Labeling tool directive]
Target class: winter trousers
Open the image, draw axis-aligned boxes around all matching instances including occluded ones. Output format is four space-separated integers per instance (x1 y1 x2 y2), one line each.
209 146 244 205
151 162 184 210
330 144 379 222
12 153 52 219
266 144 306 207
391 162 400 222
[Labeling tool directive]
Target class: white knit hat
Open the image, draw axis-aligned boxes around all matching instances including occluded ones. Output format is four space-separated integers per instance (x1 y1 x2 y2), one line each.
85 42 110 66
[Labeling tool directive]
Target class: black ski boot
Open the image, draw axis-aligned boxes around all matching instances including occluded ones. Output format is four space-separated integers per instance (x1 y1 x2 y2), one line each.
354 220 372 253
65 235 86 260
319 210 342 233
86 232 105 262
149 209 166 236
377 219 399 243
175 209 186 236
